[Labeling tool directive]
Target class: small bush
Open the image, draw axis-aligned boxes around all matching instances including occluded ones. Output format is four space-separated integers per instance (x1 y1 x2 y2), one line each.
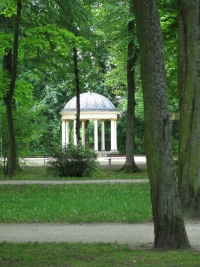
48 144 99 177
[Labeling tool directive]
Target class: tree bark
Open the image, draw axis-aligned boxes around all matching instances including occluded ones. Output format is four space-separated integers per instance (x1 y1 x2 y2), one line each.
73 47 81 145
133 0 190 249
3 1 21 177
178 0 200 218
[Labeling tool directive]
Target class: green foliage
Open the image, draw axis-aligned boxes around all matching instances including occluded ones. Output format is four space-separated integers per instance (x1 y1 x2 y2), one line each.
0 33 13 55
117 89 145 154
95 1 131 94
0 102 44 159
117 113 145 154
48 144 99 177
0 70 10 97
159 0 179 112
0 0 16 17
23 24 88 60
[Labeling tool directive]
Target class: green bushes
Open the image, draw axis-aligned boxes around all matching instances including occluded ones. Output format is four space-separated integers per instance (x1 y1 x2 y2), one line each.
48 144 99 177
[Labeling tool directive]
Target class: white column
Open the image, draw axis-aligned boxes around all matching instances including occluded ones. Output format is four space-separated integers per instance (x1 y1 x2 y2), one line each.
94 119 98 151
113 119 117 150
65 120 69 145
81 120 86 146
110 119 113 151
73 120 77 145
62 120 66 147
101 120 105 151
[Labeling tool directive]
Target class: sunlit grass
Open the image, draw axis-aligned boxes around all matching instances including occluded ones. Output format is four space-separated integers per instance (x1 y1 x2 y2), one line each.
0 183 151 223
0 242 199 267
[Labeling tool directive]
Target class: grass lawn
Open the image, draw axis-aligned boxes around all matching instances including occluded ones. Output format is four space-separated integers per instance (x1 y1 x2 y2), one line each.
0 183 151 223
1 242 200 267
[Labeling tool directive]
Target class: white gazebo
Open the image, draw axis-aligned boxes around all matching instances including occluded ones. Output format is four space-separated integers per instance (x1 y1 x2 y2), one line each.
60 91 119 155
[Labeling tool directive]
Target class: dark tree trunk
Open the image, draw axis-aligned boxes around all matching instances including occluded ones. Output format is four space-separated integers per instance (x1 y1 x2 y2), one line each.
3 95 16 177
133 0 190 249
85 120 89 145
119 2 140 173
3 1 21 177
178 0 200 218
73 47 81 144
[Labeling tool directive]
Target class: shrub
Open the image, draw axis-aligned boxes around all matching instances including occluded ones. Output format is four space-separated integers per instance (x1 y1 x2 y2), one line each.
48 144 99 177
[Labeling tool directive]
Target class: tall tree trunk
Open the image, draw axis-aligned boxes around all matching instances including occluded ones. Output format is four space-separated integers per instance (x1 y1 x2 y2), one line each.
178 0 200 218
73 47 81 144
3 1 21 177
133 0 190 249
120 2 140 173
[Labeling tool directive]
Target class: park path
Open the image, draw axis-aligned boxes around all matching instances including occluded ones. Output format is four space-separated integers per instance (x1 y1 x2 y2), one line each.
0 221 200 249
0 179 148 185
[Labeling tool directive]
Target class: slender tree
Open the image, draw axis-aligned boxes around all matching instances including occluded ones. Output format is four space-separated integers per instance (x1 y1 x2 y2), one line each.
133 0 190 248
3 0 21 177
73 47 81 144
120 1 140 172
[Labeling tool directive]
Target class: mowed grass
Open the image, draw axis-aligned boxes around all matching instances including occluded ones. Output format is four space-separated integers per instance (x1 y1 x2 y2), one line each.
0 183 151 223
1 242 200 267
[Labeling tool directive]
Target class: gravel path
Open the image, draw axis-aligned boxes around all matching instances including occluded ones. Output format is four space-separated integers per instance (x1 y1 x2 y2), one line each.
0 221 200 249
0 223 153 245
0 179 148 185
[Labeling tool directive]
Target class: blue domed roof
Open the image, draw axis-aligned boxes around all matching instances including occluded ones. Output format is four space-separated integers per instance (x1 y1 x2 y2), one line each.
63 92 116 111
